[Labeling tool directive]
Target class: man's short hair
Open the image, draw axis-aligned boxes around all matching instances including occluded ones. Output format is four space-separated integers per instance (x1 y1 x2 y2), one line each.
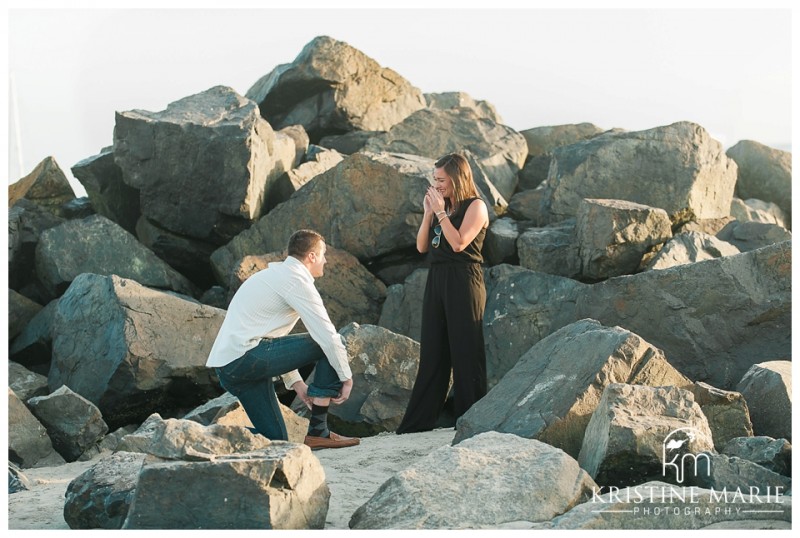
288 229 325 259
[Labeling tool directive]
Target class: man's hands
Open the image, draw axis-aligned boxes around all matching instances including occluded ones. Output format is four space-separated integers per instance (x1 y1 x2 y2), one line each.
331 378 353 405
292 381 312 410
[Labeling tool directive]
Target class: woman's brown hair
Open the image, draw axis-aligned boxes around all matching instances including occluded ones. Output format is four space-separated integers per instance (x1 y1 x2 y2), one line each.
434 153 480 211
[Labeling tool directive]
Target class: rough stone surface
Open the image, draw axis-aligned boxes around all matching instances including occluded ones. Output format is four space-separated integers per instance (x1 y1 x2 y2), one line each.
517 221 580 279
643 231 740 271
8 288 42 340
8 197 65 296
727 140 791 224
691 382 753 450
9 298 58 374
736 361 792 442
721 436 791 477
265 146 344 212
350 432 597 529
715 220 792 253
483 217 520 266
729 197 788 228
8 388 65 468
377 268 428 342
424 91 502 123
689 452 792 493
8 156 76 216
8 361 49 401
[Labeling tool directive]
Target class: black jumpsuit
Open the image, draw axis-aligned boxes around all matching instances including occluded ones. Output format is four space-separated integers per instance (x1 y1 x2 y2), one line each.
397 197 487 434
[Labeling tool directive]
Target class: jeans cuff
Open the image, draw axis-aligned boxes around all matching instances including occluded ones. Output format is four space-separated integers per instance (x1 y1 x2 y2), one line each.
306 383 342 399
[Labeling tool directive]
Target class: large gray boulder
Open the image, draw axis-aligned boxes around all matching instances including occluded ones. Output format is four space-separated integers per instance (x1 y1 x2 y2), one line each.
577 383 714 487
574 241 791 389
715 220 792 253
454 319 691 458
730 197 788 228
8 361 49 401
64 451 146 530
736 361 792 441
425 91 503 123
49 274 225 429
35 214 196 299
721 436 791 476
516 221 580 279
483 217 520 266
227 247 387 330
8 156 76 217
541 122 737 223
8 388 65 468
8 198 64 296
265 146 344 212
113 86 299 272
377 268 428 342
691 382 753 449
8 288 42 341
247 35 426 141
689 452 792 493
27 385 109 462
210 152 431 281
71 147 140 234
642 231 740 271
350 432 597 529
363 107 527 200
726 140 791 224
538 480 791 529
9 298 58 374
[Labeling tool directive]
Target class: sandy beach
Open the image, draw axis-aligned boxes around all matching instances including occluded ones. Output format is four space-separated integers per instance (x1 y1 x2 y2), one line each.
7 428 456 530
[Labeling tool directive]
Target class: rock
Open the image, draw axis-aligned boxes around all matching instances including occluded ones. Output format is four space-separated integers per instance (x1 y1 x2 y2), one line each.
49 274 226 429
730 197 788 228
9 298 58 374
72 147 140 234
377 268 428 342
8 388 65 468
210 152 432 281
454 319 691 458
8 462 31 494
542 122 737 223
736 361 792 441
715 220 792 253
676 216 736 236
517 220 580 279
63 451 146 529
643 231 740 271
96 425 139 454
463 150 506 221
8 156 76 216
123 445 329 529
576 199 672 279
538 480 791 529
8 288 42 340
59 197 95 219
483 217 520 266
8 198 65 297
227 247 387 329
691 382 753 449
35 214 197 299
265 146 344 212
363 107 527 200
350 432 597 529
198 285 227 309
425 91 503 123
507 186 549 224
318 131 379 154
27 385 109 462
721 436 791 476
304 323 419 435
247 35 426 141
726 140 791 224
577 383 714 487
574 241 790 389
8 361 49 401
689 452 792 493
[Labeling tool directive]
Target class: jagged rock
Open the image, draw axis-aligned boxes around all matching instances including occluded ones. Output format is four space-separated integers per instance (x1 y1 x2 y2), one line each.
96 425 139 454
507 186 549 224
35 214 197 299
8 361 48 402
198 285 227 309
715 220 792 253
463 150 506 221
318 131 380 154
8 198 65 297
227 247 387 329
454 319 691 458
122 445 329 529
8 462 31 494
49 274 226 429
9 298 58 374
576 199 672 279
363 107 527 200
377 268 428 343
483 217 520 266
303 323 419 435
541 122 737 223
517 220 580 278
350 432 597 529
643 231 740 271
691 382 753 449
8 388 65 468
27 385 109 462
537 480 791 529
425 91 503 123
578 383 714 487
689 452 791 493
247 35 426 141
726 140 791 224
59 197 95 219
63 451 146 529
8 156 76 216
721 436 791 476
265 146 344 212
210 152 431 281
736 361 792 441
730 197 788 228
676 216 737 236
8 288 42 340
72 147 140 234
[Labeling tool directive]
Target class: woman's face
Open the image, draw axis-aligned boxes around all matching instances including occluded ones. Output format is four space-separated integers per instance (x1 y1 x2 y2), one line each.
433 167 455 200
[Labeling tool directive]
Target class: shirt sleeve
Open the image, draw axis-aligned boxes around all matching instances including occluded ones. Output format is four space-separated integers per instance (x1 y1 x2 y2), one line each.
281 276 353 383
280 370 304 391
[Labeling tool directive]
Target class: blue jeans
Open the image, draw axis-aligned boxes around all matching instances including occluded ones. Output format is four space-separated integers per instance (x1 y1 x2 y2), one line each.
215 333 343 441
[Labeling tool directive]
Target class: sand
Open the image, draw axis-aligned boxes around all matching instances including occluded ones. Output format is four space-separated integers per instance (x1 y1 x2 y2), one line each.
7 428 456 531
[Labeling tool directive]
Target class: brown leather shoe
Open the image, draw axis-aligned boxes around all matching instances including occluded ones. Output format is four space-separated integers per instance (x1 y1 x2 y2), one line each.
303 431 360 450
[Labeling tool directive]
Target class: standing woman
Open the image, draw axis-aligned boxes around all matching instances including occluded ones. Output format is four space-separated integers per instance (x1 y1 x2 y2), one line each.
397 153 489 434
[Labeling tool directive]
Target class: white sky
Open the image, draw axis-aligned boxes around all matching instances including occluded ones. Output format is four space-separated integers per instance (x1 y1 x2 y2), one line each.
3 2 795 197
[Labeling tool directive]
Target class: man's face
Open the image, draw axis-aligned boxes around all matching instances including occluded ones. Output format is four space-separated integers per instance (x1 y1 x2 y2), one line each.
308 242 327 278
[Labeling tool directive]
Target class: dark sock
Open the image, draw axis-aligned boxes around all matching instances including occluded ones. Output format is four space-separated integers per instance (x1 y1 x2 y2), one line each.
307 404 330 438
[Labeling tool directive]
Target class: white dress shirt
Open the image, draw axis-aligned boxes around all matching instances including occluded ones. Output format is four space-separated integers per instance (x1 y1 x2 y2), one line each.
206 255 352 390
